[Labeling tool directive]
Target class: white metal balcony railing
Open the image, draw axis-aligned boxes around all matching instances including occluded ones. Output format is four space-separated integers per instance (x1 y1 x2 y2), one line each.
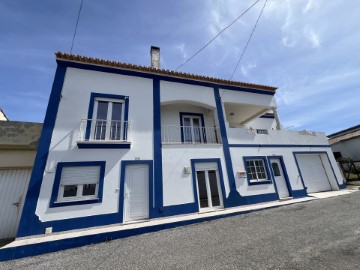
79 119 131 142
161 125 222 144
227 126 327 145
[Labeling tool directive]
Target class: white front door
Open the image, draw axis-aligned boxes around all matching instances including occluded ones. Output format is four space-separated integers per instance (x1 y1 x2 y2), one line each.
195 163 223 211
270 159 290 198
0 168 31 240
123 164 149 222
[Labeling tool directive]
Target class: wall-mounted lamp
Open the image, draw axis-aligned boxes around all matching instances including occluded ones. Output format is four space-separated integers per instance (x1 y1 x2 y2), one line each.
237 169 247 178
183 166 191 174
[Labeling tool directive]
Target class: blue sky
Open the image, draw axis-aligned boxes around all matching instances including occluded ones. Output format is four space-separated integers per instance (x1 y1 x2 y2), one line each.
1 0 359 135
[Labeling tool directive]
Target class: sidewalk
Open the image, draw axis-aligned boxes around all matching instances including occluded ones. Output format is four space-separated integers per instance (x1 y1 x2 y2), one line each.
0 189 357 262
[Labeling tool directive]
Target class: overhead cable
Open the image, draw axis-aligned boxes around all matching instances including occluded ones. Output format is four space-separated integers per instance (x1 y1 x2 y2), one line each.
229 0 268 80
175 0 261 71
70 0 84 54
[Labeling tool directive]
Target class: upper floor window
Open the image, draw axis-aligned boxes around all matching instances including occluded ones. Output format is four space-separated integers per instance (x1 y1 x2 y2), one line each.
80 93 130 145
93 98 124 140
180 113 206 144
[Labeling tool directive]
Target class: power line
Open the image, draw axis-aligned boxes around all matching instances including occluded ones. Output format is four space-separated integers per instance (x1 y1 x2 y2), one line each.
175 0 261 71
229 0 268 80
70 0 84 54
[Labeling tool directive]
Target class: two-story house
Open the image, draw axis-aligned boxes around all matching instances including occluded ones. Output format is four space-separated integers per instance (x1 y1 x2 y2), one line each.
16 48 345 238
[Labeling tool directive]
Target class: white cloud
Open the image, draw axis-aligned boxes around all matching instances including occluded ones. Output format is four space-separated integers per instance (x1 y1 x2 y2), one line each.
175 43 188 61
240 61 257 76
303 0 319 14
306 29 321 48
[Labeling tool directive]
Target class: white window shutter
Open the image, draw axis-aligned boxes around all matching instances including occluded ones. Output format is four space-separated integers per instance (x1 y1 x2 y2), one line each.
60 166 100 185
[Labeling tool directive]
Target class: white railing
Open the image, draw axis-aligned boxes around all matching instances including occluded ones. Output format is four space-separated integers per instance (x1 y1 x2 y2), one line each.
79 119 131 142
161 125 222 144
227 126 328 145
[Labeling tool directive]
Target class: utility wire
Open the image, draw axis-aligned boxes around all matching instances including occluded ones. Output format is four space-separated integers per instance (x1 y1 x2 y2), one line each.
70 0 84 54
175 0 261 71
229 0 268 80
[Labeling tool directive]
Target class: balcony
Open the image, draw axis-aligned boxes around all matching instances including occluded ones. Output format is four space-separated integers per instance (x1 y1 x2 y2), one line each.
227 127 329 146
77 119 131 148
161 125 222 144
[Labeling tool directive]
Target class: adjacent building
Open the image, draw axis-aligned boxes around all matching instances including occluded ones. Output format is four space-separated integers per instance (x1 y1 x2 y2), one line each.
328 124 360 160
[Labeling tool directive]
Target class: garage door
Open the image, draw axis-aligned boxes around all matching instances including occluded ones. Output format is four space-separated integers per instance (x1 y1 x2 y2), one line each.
0 168 31 240
297 155 332 193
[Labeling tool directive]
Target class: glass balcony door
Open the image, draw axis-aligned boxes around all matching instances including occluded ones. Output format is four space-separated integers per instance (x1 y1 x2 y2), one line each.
93 99 123 141
182 116 203 143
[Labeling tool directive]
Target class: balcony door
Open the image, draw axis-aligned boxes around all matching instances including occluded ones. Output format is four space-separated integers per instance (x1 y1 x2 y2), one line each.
182 115 203 143
93 99 124 141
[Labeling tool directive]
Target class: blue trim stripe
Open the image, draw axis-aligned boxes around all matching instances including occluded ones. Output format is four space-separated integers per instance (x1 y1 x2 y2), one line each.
49 161 106 208
153 78 163 214
259 115 275 119
17 64 67 238
213 87 243 207
58 60 275 96
77 143 131 149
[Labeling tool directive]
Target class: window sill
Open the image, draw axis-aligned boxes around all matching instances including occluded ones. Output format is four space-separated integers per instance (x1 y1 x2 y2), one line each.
248 180 272 186
77 141 131 149
50 198 100 208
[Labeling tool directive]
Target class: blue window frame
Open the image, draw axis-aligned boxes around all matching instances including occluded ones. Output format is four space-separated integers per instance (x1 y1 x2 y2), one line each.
243 156 272 185
49 161 106 207
79 93 130 148
179 112 206 143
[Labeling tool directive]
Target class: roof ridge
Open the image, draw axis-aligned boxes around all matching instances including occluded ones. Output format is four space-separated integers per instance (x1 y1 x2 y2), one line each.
55 52 277 92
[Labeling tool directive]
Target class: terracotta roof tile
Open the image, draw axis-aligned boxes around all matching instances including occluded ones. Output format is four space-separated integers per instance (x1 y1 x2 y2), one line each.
55 52 277 92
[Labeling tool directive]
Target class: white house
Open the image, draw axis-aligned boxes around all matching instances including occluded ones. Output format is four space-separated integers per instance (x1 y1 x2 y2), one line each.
15 48 345 238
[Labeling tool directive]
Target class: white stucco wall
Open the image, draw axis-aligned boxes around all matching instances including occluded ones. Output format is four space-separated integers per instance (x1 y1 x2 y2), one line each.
162 145 229 206
331 138 360 160
161 104 217 128
160 81 215 108
36 68 154 221
244 117 277 130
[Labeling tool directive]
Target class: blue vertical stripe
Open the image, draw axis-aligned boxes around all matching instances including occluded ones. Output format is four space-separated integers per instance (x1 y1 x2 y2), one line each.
153 79 163 213
213 87 243 207
17 63 67 237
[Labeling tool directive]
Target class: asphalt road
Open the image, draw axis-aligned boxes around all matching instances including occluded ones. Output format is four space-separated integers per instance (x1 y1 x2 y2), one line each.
1 192 360 270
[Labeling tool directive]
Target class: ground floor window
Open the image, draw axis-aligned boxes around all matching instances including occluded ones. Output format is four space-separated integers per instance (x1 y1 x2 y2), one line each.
244 157 272 185
50 161 106 207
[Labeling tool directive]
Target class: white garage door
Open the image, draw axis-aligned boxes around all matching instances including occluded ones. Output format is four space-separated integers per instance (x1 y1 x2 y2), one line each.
297 155 332 193
0 168 31 240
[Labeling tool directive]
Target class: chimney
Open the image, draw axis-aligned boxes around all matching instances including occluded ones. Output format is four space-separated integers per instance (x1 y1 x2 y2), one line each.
150 46 160 69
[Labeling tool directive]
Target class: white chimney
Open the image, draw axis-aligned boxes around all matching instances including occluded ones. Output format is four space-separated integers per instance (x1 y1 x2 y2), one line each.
150 46 160 69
